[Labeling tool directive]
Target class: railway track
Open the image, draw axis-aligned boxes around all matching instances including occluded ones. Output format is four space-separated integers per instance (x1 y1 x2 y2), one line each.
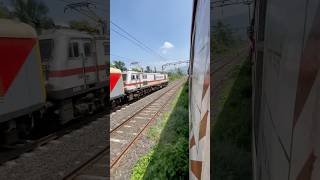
0 82 169 166
62 79 185 179
0 109 109 165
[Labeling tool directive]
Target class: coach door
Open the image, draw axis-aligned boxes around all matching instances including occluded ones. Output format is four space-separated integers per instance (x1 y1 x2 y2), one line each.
80 38 97 85
68 39 86 89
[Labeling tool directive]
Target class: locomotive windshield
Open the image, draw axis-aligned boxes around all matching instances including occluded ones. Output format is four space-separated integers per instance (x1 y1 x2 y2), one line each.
122 74 127 81
39 39 53 61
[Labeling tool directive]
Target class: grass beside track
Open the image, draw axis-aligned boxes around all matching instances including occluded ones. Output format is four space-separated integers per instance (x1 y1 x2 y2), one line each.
131 83 189 180
211 59 252 179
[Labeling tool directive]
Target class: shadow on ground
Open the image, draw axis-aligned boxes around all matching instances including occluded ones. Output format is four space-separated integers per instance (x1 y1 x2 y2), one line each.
211 58 252 180
142 83 189 180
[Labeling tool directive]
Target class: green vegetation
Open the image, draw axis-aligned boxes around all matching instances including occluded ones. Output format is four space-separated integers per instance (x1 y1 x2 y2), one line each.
11 0 54 31
131 83 189 180
212 21 246 56
168 68 184 82
0 2 10 18
69 20 99 33
112 60 127 71
211 59 252 179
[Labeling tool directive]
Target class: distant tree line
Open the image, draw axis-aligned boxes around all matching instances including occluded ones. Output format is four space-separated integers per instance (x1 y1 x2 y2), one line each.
0 0 98 34
112 60 161 73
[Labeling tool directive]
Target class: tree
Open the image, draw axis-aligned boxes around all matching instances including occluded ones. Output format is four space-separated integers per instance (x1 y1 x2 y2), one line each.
0 2 10 18
11 0 55 31
131 68 142 72
145 66 151 73
69 20 99 33
176 68 183 76
212 21 234 54
112 60 127 71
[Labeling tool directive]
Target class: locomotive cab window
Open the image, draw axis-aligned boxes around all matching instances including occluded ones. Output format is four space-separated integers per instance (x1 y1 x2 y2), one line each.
83 42 92 57
68 42 79 58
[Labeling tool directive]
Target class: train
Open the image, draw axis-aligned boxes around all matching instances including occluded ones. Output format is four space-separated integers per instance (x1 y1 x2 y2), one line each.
0 19 109 144
252 0 320 179
0 19 169 145
110 67 169 107
188 0 210 179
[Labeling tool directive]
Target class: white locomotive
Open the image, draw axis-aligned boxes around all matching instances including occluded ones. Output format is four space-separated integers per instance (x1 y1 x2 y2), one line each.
39 29 108 123
110 67 169 106
0 20 108 144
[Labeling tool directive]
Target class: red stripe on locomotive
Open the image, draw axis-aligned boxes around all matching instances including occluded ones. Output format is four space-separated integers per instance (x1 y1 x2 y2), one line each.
48 65 107 78
0 37 36 95
124 79 166 86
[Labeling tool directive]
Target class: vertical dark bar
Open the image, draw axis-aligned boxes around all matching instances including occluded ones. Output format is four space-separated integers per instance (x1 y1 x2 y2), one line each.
105 0 110 178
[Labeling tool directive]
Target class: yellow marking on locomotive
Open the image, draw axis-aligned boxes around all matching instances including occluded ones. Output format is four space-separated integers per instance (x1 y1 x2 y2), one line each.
34 40 47 100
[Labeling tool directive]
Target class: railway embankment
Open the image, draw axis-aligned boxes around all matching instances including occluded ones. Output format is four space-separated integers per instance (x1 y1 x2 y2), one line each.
130 79 189 179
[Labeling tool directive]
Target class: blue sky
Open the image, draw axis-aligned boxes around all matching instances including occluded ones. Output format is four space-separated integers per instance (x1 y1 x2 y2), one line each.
111 0 193 71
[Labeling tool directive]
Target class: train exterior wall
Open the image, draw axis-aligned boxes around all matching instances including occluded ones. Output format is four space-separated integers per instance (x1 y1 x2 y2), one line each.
123 71 168 92
253 0 320 179
189 0 210 179
39 30 107 100
0 20 46 122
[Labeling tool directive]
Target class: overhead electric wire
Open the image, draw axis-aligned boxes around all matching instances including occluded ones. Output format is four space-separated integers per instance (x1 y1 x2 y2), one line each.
110 21 169 61
110 54 135 62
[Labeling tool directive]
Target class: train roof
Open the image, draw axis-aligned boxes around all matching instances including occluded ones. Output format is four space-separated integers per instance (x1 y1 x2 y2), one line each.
110 67 122 74
39 28 95 39
0 19 37 38
122 70 167 75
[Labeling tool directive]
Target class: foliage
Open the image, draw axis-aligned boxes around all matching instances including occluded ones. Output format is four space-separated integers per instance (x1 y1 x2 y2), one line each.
69 20 98 33
212 59 252 179
131 84 189 180
131 67 142 72
167 68 184 82
145 66 152 73
11 0 54 30
112 60 127 71
212 21 235 55
131 149 154 180
0 2 10 18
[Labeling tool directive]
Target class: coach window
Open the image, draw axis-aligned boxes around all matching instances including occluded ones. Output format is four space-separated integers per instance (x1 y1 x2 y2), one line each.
132 75 135 80
68 42 79 58
84 43 92 57
143 75 147 79
136 75 140 79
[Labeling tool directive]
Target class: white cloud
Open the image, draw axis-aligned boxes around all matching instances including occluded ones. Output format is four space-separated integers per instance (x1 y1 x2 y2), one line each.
161 41 174 49
160 41 174 54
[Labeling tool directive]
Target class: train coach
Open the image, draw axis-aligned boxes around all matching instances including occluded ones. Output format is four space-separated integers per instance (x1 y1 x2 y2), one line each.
252 0 320 179
39 29 108 123
110 67 169 105
189 0 210 179
0 19 108 144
